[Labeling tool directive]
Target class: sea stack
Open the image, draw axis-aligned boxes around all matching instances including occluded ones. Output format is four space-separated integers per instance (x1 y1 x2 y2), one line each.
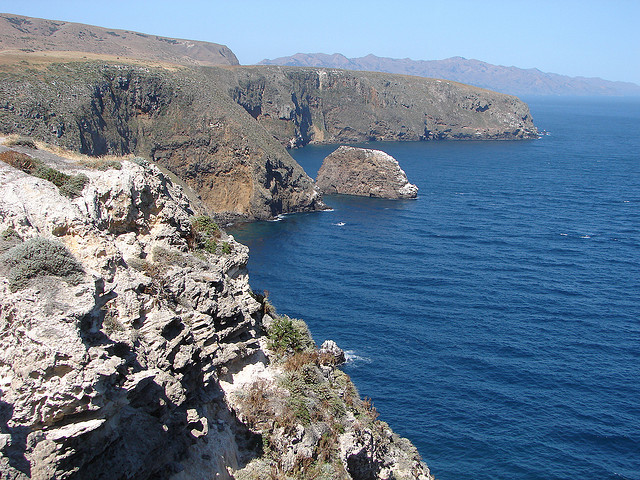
316 146 418 199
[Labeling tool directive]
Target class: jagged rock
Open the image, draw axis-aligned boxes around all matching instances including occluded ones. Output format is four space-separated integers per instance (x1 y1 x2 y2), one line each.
320 339 347 365
0 145 262 479
316 146 418 199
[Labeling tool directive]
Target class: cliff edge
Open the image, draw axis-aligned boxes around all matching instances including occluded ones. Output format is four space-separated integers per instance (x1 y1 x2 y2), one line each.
0 141 432 480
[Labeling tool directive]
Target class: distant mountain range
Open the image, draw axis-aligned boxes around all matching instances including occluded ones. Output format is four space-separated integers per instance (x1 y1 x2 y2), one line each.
259 53 640 97
0 13 238 66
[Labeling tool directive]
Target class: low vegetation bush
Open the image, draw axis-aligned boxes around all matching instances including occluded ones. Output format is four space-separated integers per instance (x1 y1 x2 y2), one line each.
132 157 149 167
0 150 89 198
267 316 315 354
4 136 37 149
1 237 84 291
191 215 222 253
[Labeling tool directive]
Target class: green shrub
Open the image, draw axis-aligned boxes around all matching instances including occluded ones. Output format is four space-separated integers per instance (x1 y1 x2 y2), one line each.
33 163 69 186
203 238 217 254
191 215 222 253
132 157 149 167
60 173 89 197
1 237 84 291
222 241 232 254
192 215 220 238
267 316 315 354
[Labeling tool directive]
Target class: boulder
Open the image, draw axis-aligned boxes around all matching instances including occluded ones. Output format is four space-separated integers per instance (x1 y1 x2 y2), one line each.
319 339 347 365
316 146 418 199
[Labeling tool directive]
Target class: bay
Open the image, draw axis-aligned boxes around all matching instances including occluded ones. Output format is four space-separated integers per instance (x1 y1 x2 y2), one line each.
230 96 640 480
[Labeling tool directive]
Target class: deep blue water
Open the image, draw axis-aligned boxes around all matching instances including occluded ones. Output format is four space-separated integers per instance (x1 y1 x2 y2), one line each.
230 97 640 480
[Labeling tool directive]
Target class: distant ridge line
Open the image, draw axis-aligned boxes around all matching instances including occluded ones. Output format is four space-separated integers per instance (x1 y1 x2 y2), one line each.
259 53 640 97
0 13 239 67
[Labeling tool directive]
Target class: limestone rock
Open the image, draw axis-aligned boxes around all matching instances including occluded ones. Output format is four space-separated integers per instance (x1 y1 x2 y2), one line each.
0 145 261 479
320 339 347 365
316 146 418 199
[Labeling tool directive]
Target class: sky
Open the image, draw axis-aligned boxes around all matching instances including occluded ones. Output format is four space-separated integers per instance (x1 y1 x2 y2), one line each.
1 0 639 85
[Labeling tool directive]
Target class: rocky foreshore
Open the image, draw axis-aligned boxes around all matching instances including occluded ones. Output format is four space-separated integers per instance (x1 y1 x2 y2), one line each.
0 141 432 480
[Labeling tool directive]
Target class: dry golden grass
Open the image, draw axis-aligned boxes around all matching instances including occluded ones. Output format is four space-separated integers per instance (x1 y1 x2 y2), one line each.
0 150 37 171
0 134 129 167
0 49 184 72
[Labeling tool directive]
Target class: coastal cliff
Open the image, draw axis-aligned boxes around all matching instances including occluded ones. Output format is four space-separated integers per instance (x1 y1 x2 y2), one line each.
1 52 536 220
0 141 433 480
228 66 538 147
0 63 323 221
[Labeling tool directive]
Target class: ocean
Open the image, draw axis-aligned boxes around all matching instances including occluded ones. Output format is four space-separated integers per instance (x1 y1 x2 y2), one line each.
229 97 640 480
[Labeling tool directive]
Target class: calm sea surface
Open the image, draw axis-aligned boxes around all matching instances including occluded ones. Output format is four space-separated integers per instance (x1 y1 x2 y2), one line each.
230 97 640 480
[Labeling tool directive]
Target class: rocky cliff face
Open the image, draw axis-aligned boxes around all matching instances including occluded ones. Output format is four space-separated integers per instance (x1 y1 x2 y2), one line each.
228 66 538 147
316 146 418 199
0 142 433 480
0 63 323 221
1 54 537 221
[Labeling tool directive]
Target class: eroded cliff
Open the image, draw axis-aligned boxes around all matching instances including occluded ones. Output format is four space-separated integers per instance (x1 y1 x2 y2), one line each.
228 66 538 147
0 63 323 221
0 142 433 480
1 57 536 221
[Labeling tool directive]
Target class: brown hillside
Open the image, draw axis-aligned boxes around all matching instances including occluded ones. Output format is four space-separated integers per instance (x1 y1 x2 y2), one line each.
0 13 238 67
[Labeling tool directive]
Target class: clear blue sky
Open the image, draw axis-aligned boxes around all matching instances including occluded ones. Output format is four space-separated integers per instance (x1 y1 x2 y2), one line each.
2 0 639 84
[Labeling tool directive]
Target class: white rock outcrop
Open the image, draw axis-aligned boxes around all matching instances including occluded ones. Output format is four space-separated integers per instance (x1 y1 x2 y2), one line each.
0 147 264 479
